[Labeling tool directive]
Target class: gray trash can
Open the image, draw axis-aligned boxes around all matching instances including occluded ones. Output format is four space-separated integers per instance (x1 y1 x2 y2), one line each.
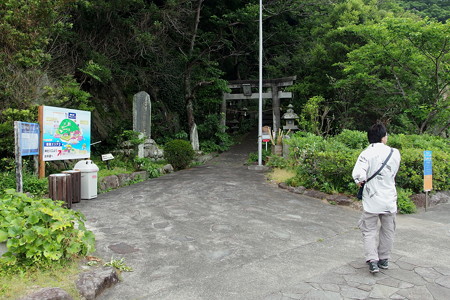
74 160 99 199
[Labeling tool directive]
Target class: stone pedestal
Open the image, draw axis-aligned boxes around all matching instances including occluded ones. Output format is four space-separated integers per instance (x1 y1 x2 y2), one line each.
271 144 283 156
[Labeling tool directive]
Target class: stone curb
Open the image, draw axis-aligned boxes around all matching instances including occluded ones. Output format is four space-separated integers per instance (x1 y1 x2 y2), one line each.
19 267 119 300
277 182 362 210
98 164 173 192
277 182 449 212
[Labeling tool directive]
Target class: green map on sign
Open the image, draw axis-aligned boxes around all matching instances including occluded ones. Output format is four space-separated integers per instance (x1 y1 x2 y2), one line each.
54 119 83 144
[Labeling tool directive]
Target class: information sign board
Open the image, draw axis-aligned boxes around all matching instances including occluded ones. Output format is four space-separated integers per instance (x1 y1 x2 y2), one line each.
18 122 40 156
423 150 432 191
41 106 91 161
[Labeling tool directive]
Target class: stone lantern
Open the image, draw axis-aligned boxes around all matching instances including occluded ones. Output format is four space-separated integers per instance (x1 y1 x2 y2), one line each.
230 118 239 133
282 104 299 130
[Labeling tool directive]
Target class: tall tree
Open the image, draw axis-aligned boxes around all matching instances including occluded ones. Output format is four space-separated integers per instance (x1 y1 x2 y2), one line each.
336 16 450 134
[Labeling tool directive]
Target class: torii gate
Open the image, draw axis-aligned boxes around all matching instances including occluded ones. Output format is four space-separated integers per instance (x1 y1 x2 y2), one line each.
221 76 296 133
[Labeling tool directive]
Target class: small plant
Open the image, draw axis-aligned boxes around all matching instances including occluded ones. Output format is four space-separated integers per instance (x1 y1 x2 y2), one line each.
246 149 271 164
397 188 416 214
164 139 195 170
104 257 133 272
133 157 162 178
0 190 95 271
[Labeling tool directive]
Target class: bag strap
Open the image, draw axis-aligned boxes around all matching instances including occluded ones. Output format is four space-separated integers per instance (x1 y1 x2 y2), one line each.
366 148 394 183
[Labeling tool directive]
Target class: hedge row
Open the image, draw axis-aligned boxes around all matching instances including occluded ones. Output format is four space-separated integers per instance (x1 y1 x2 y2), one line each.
284 130 449 195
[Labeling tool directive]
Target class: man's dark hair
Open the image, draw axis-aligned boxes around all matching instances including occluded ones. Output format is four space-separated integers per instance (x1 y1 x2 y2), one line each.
367 123 387 143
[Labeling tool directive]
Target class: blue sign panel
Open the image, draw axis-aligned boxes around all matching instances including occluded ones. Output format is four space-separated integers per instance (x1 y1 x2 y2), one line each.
19 122 40 156
423 150 432 176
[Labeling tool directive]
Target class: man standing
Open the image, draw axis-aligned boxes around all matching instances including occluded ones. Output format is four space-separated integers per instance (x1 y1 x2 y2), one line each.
352 123 401 273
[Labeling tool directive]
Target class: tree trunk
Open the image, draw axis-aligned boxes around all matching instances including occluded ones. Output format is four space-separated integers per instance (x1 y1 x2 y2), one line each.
184 0 204 148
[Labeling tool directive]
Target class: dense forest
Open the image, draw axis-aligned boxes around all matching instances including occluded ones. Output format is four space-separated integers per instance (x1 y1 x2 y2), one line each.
1 0 449 162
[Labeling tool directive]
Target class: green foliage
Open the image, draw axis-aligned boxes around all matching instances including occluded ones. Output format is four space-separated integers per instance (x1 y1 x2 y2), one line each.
298 96 325 135
0 190 95 270
198 114 233 153
0 108 37 164
395 148 449 193
104 257 133 272
397 187 416 214
22 175 48 198
0 173 16 194
337 17 450 134
78 60 112 83
399 0 450 22
133 157 162 179
115 130 146 169
266 155 290 169
97 167 131 178
0 172 47 198
164 139 195 170
247 149 272 164
286 131 449 195
43 76 94 111
333 129 367 149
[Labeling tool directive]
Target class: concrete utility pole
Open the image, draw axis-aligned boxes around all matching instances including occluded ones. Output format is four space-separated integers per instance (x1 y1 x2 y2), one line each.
258 0 263 166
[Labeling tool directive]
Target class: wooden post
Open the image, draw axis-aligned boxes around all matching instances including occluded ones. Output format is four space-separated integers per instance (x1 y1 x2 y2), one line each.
220 93 227 133
14 121 23 193
38 106 45 179
271 84 280 134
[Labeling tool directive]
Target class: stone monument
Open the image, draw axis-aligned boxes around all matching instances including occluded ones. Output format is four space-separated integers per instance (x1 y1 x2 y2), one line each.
133 91 151 137
133 91 151 158
190 123 200 151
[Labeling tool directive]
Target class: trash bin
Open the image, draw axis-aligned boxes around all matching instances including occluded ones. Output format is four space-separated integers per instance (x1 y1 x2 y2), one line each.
74 160 99 199
62 170 81 204
48 173 72 208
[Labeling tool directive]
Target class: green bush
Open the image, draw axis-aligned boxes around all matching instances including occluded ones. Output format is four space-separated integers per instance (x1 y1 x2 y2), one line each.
388 134 449 151
0 190 95 270
247 149 271 164
164 139 195 170
133 157 162 178
286 131 449 196
266 155 290 168
397 188 416 214
333 129 367 149
0 172 48 198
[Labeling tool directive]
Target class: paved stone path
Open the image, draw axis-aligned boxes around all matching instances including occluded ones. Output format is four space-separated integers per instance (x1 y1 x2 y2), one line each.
74 134 450 300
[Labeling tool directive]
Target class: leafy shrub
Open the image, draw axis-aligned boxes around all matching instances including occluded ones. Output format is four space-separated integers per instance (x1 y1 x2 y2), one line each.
0 172 47 198
333 129 367 149
0 173 15 195
133 157 162 178
286 131 449 195
0 190 95 270
388 134 449 151
266 155 290 168
396 148 450 193
247 149 271 164
164 139 195 170
22 175 48 197
397 188 416 214
198 114 234 153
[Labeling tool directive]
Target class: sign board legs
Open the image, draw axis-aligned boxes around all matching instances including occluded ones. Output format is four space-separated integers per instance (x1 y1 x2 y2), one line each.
14 121 23 193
